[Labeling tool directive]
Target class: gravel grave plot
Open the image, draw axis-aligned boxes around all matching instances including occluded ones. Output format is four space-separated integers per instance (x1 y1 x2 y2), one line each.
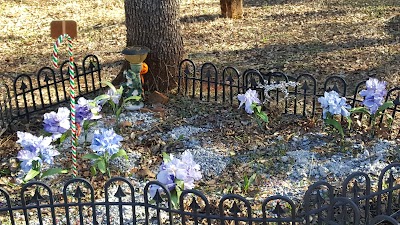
1 95 399 224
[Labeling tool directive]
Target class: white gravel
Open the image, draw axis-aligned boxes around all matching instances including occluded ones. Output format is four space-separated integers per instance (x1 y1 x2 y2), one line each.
8 110 400 224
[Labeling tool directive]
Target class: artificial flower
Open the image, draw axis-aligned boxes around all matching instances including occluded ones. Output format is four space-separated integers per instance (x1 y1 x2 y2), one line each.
75 97 102 125
318 91 350 119
17 150 42 172
97 86 123 106
359 78 387 114
90 128 123 156
16 132 59 172
238 89 261 114
43 107 70 139
149 151 202 198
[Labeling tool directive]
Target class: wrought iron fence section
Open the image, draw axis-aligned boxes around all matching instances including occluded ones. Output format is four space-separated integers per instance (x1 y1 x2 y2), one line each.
0 55 102 129
177 60 400 128
0 82 12 129
1 163 400 224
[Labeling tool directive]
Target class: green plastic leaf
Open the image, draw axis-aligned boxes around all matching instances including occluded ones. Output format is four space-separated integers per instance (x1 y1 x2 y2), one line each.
376 101 394 115
110 149 128 160
97 160 106 174
350 107 370 115
248 173 257 185
256 111 269 123
175 180 185 190
23 169 40 182
83 120 97 131
162 152 171 163
170 191 179 209
103 81 117 93
31 160 40 170
123 95 142 103
59 129 72 144
346 117 352 130
82 153 102 160
41 168 68 178
325 118 344 138
93 94 111 103
90 166 97 176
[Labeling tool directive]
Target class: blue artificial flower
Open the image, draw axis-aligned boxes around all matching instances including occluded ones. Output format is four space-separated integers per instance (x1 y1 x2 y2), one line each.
359 78 387 114
43 107 70 139
17 150 42 172
40 147 60 165
16 132 59 172
238 89 261 114
90 128 123 156
318 91 351 119
16 132 41 152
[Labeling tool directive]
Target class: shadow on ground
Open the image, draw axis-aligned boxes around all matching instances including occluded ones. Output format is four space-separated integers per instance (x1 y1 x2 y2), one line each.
181 14 220 23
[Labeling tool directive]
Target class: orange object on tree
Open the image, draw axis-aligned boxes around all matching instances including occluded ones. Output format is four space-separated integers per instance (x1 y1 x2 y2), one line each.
140 62 148 86
140 62 148 75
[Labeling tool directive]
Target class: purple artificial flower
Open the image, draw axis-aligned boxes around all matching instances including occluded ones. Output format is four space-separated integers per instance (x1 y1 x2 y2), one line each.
149 169 176 198
90 128 123 156
318 91 351 119
75 97 102 125
16 132 59 172
149 150 202 198
238 89 261 114
359 78 387 114
179 151 202 189
43 107 70 139
76 98 93 125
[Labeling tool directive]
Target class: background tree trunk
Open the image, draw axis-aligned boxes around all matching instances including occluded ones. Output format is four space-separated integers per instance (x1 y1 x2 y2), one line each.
220 0 243 19
116 0 184 92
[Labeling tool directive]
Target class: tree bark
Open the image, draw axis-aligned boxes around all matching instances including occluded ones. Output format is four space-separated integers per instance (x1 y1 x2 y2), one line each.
220 0 243 19
116 0 184 92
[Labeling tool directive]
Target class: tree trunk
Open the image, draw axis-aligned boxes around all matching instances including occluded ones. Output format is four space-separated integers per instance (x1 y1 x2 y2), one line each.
117 0 184 92
220 0 243 19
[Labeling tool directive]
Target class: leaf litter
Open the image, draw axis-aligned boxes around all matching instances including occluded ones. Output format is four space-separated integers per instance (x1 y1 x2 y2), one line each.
0 0 400 221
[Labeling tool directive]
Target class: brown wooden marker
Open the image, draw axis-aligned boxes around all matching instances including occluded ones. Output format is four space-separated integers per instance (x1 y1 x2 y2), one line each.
50 20 77 39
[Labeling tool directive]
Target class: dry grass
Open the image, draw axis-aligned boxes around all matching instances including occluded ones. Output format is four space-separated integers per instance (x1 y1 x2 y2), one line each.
180 0 400 90
0 0 126 83
0 0 399 91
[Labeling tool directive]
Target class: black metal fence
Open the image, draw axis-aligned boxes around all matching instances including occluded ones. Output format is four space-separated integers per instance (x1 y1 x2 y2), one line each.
0 54 102 129
177 59 400 127
1 163 400 224
2 58 399 131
